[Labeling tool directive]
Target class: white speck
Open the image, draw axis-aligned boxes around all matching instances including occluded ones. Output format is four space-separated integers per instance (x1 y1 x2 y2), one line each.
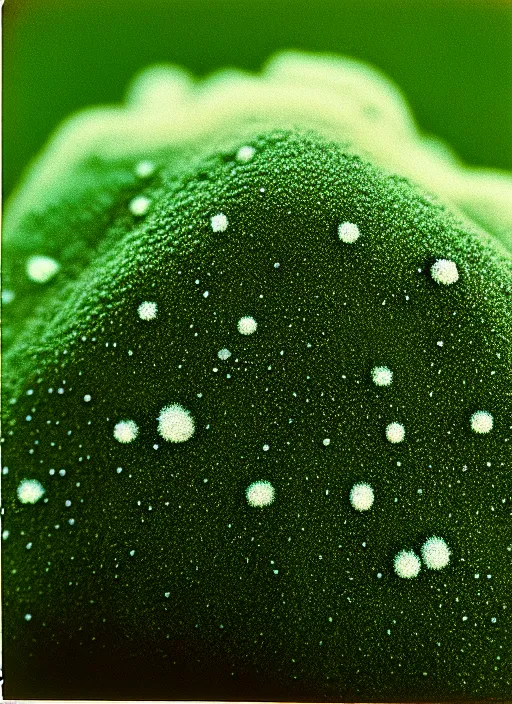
470 410 493 434
113 419 139 444
491 617 497 623
377 572 382 579
393 550 421 578
137 301 158 320
437 341 444 347
350 482 374 511
263 444 270 451
2 289 15 304
236 145 256 162
83 394 92 402
322 438 330 446
246 480 275 508
26 542 33 549
211 213 228 232
430 259 459 285
164 592 170 598
338 222 361 243
238 316 257 335
157 403 195 443
26 255 60 283
129 550 136 557
2 530 9 540
217 348 231 360
129 195 151 216
65 500 71 507
17 479 45 504
385 422 405 443
421 536 451 570
203 291 209 298
371 366 393 386
462 616 468 621
274 262 280 269
116 467 123 474
24 614 32 622
135 160 155 178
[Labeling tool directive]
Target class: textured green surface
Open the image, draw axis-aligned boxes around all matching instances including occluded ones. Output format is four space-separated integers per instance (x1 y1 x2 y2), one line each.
2 57 512 701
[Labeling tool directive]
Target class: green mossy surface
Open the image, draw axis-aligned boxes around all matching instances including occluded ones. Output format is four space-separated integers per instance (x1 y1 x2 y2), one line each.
3 130 512 700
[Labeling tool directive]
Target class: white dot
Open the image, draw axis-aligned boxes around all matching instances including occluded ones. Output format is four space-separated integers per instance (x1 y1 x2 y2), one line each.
211 213 228 232
236 145 256 162
113 420 139 444
24 613 32 622
2 530 9 540
421 536 451 570
238 316 257 335
393 550 421 579
26 255 60 283
17 479 45 504
135 160 155 178
338 222 361 243
129 195 151 216
470 410 493 434
129 550 136 557
385 422 405 443
371 366 393 387
246 480 275 508
217 348 231 360
350 482 374 511
137 301 158 320
2 289 15 304
157 404 195 443
263 444 270 451
83 394 91 402
430 259 459 285
322 438 330 446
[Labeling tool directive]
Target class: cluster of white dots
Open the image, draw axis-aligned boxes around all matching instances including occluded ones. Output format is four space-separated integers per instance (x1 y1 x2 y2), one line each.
394 536 451 578
26 255 60 283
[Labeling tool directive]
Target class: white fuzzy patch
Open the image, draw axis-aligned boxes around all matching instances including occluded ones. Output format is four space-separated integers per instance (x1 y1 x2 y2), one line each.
371 366 393 386
157 404 195 443
26 256 60 283
237 316 257 335
394 550 421 578
246 480 275 507
129 195 151 216
211 213 228 232
236 145 256 163
470 410 493 434
113 419 139 443
138 301 158 320
430 259 459 285
338 222 360 243
385 422 405 443
17 479 45 504
421 536 451 570
349 482 374 511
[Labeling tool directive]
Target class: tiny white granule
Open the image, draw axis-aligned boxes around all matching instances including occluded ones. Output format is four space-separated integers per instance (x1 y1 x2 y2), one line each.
217 348 232 360
236 145 256 163
238 316 257 335
157 404 195 443
135 160 155 178
129 195 151 216
113 419 139 444
430 259 459 285
371 366 393 386
323 438 330 446
2 530 10 540
26 255 60 283
17 478 45 504
83 394 91 402
394 550 421 579
338 222 361 243
350 482 374 511
138 301 158 320
24 614 32 622
211 213 228 232
246 480 275 508
470 410 493 434
421 536 451 570
385 422 405 443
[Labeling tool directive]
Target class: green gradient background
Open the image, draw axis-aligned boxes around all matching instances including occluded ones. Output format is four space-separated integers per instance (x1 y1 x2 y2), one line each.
4 0 512 200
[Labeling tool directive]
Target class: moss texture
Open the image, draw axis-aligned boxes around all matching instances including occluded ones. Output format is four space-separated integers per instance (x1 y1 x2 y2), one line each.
3 55 512 700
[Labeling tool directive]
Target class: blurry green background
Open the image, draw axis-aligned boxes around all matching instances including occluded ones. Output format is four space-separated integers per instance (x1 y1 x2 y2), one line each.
4 0 512 200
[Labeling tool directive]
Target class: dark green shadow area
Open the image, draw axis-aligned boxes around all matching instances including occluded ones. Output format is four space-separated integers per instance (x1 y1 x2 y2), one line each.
4 0 512 199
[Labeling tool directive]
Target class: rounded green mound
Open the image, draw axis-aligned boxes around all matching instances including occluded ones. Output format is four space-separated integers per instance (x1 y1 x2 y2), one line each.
3 128 511 700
